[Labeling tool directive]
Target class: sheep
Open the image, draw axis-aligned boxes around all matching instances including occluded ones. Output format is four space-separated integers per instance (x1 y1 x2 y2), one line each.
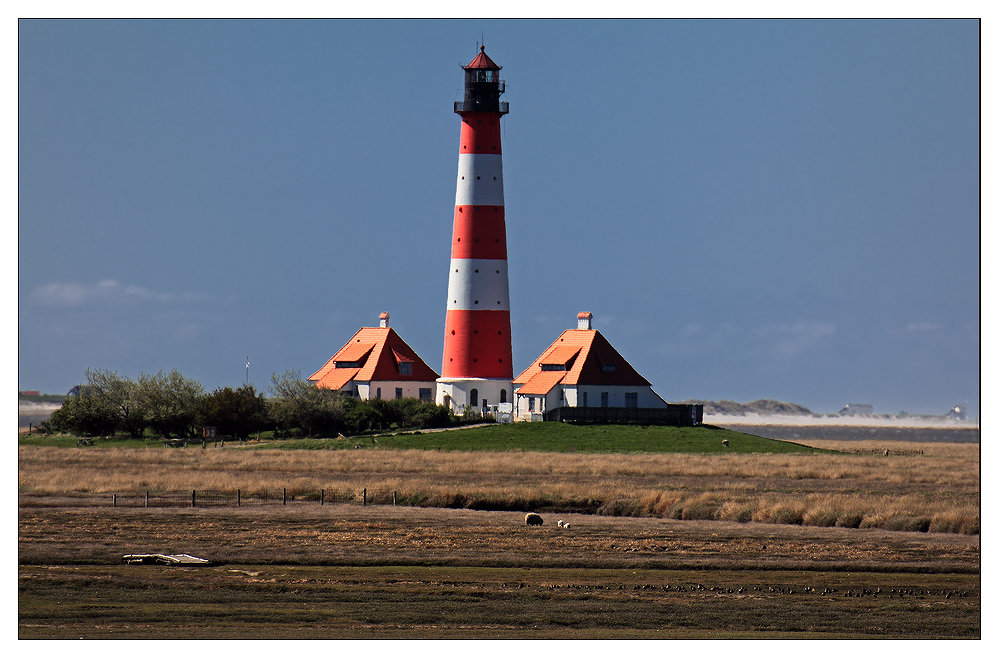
557 520 564 527
722 439 729 447
524 512 543 526
563 522 571 529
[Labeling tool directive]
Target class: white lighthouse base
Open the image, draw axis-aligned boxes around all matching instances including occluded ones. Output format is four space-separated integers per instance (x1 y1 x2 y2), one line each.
436 377 513 418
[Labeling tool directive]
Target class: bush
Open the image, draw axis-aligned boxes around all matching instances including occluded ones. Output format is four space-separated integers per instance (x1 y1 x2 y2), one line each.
597 498 639 517
835 513 864 529
48 387 118 437
883 515 932 533
772 508 804 525
197 385 269 438
680 500 721 521
804 510 840 527
139 370 204 438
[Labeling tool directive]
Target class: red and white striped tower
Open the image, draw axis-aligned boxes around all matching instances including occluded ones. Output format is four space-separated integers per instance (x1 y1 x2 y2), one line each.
437 46 513 414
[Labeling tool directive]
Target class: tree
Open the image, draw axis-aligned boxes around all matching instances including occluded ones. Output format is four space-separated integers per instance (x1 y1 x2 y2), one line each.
269 370 353 437
197 384 269 438
84 369 146 438
138 370 205 438
48 385 118 436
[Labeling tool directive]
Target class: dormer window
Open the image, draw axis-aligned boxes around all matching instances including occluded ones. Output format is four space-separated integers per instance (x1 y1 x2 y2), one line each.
336 361 360 369
399 361 412 376
540 363 566 371
602 364 616 372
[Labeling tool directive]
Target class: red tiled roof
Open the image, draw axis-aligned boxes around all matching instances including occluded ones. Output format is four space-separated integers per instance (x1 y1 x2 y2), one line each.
516 370 567 396
312 367 360 392
336 342 375 363
539 344 581 367
309 326 439 390
465 46 500 70
514 330 651 388
390 347 413 364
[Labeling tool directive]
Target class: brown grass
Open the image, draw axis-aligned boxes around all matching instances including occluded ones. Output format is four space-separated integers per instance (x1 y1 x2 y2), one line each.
18 505 981 639
17 440 980 534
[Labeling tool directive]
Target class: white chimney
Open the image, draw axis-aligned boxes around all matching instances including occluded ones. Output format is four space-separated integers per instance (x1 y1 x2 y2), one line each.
379 312 390 328
577 311 593 330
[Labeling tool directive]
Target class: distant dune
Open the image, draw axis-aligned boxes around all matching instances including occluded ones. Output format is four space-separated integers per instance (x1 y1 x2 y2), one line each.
684 399 977 428
682 399 815 417
704 413 978 429
18 402 61 430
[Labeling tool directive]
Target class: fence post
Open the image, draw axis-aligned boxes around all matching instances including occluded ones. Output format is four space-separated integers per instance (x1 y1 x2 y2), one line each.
283 488 287 506
113 493 116 508
363 488 367 506
393 490 397 506
321 489 325 506
192 490 196 507
237 489 241 507
145 491 149 508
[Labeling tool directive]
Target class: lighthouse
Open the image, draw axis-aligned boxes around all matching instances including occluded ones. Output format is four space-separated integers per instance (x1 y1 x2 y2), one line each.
437 46 513 415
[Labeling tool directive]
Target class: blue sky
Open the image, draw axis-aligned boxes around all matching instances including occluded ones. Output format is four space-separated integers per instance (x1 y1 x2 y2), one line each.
17 19 980 417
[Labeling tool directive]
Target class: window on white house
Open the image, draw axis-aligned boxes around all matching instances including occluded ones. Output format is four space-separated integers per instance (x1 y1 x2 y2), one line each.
601 392 609 407
395 387 403 400
419 388 432 402
582 392 588 407
528 397 535 411
376 387 381 399
625 393 638 408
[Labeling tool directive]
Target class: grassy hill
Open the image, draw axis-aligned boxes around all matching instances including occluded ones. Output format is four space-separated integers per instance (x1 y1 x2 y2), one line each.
275 422 829 454
22 422 830 454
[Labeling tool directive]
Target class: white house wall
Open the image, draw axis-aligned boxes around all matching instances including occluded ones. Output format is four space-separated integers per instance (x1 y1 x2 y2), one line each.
437 378 512 412
514 384 667 418
573 385 667 409
340 381 437 402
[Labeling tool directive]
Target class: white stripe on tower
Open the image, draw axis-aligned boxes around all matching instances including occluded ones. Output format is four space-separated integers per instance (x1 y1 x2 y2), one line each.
455 154 504 206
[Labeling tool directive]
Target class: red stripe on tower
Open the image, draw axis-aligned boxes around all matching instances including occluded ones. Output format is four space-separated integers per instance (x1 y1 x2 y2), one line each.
438 46 513 414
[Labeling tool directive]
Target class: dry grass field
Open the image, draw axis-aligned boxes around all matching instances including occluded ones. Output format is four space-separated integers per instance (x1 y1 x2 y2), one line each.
18 435 980 638
18 438 980 533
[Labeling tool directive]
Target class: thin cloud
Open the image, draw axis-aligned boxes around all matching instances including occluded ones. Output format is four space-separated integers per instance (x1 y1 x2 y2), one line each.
905 321 943 332
29 280 208 308
754 321 837 360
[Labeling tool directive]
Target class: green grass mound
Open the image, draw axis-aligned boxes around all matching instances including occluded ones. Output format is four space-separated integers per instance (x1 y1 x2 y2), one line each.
361 423 826 454
22 423 830 454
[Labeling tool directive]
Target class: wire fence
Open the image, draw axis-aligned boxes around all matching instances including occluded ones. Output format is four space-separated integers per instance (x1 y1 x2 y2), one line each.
109 487 390 508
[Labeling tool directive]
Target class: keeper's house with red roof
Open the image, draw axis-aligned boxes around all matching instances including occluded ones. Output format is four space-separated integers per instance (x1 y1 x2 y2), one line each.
308 313 439 403
513 312 702 426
